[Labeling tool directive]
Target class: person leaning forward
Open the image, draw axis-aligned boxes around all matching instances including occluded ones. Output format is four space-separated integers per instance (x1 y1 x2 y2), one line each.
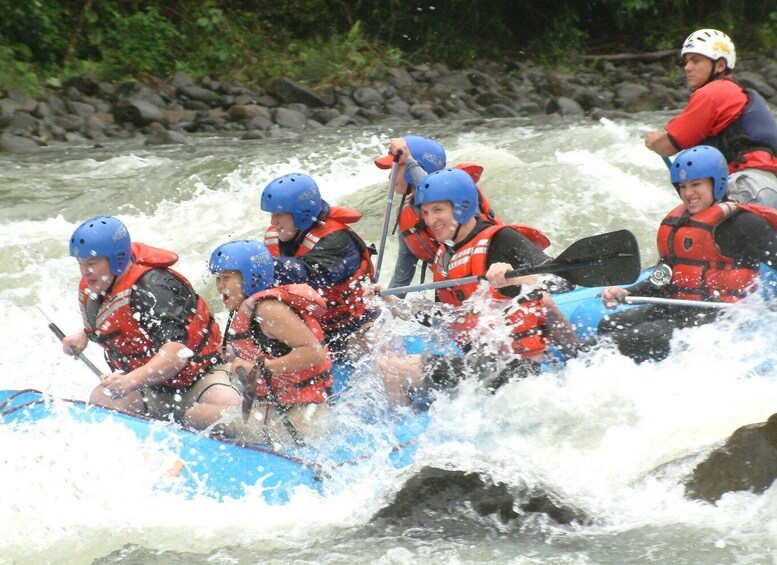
260 173 377 360
644 29 777 208
598 145 777 362
208 240 333 447
63 216 242 428
376 168 580 406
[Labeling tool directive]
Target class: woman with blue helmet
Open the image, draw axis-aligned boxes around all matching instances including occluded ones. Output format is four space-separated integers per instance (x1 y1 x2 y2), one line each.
62 215 242 428
598 145 777 362
373 135 501 293
260 173 376 358
377 168 579 407
208 240 333 445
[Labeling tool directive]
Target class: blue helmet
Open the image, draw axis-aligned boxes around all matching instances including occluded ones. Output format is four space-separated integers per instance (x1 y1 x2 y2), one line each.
260 173 323 231
670 145 729 201
209 240 275 297
414 168 479 224
374 136 446 184
69 216 132 276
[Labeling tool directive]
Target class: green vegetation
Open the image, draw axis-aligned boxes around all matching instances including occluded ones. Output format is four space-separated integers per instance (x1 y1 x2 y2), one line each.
0 0 775 95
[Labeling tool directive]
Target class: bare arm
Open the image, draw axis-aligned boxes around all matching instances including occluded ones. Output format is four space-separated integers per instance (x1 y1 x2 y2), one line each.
543 294 580 359
255 299 328 374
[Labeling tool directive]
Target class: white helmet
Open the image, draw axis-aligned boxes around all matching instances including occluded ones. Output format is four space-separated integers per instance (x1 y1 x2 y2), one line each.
681 29 736 69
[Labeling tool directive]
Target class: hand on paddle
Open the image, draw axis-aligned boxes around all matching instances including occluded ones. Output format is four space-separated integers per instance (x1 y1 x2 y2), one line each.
602 286 629 309
485 262 543 289
232 357 260 421
61 329 88 358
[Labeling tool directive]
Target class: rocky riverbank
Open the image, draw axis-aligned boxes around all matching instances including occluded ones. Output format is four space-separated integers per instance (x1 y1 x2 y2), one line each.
3 54 777 153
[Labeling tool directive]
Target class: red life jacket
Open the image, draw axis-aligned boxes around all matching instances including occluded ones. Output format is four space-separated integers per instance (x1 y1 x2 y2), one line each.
78 242 221 390
399 163 504 262
656 202 777 301
264 206 375 335
431 224 551 358
226 284 333 405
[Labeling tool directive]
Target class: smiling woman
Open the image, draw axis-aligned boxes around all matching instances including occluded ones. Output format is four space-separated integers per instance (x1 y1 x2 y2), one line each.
598 145 777 361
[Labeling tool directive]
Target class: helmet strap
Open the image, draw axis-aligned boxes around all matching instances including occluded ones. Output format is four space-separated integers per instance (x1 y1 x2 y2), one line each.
451 223 462 243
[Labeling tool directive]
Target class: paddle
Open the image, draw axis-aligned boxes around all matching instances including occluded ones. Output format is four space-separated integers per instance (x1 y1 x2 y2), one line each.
373 150 403 283
38 308 102 377
624 296 733 309
380 229 641 297
233 358 307 448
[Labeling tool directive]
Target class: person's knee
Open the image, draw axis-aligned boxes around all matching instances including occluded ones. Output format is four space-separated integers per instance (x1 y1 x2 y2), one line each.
198 383 241 406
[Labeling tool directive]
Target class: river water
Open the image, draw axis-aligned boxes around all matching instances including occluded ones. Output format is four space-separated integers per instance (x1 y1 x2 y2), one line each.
2 114 777 564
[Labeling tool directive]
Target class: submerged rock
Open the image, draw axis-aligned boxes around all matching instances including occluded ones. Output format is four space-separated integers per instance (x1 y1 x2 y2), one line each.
372 466 588 526
685 413 777 503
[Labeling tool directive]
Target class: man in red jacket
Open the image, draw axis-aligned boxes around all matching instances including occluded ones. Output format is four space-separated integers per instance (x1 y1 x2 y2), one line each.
644 29 777 208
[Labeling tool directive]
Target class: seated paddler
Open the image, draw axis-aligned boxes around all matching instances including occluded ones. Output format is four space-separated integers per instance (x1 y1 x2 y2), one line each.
375 168 580 406
62 216 242 428
260 173 377 360
209 239 333 447
598 145 777 362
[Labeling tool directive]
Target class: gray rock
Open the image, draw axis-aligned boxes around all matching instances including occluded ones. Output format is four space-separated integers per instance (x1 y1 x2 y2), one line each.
31 102 50 119
170 72 196 89
272 107 307 129
573 87 614 111
546 97 584 116
385 99 411 117
255 94 279 108
0 135 40 153
144 122 190 145
246 115 274 131
615 82 651 110
686 413 777 503
228 104 271 121
66 100 96 118
177 85 220 105
737 71 777 99
287 102 310 117
8 112 39 136
325 115 355 128
476 92 511 107
386 67 414 89
485 103 520 118
310 107 341 123
64 72 101 96
113 99 169 127
515 101 543 115
352 86 384 107
271 77 330 107
52 114 85 132
64 131 88 143
241 130 270 140
0 99 21 118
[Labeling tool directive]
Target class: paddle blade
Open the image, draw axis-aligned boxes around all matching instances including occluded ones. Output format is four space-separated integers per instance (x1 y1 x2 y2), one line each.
551 229 641 287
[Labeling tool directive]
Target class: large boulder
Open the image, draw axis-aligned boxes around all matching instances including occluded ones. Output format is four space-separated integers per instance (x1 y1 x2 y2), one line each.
686 413 777 503
270 77 332 107
0 134 41 153
113 99 169 128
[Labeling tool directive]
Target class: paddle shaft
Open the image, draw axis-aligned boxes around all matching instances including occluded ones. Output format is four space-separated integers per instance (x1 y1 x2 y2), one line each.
624 296 734 309
42 314 103 377
373 150 403 283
